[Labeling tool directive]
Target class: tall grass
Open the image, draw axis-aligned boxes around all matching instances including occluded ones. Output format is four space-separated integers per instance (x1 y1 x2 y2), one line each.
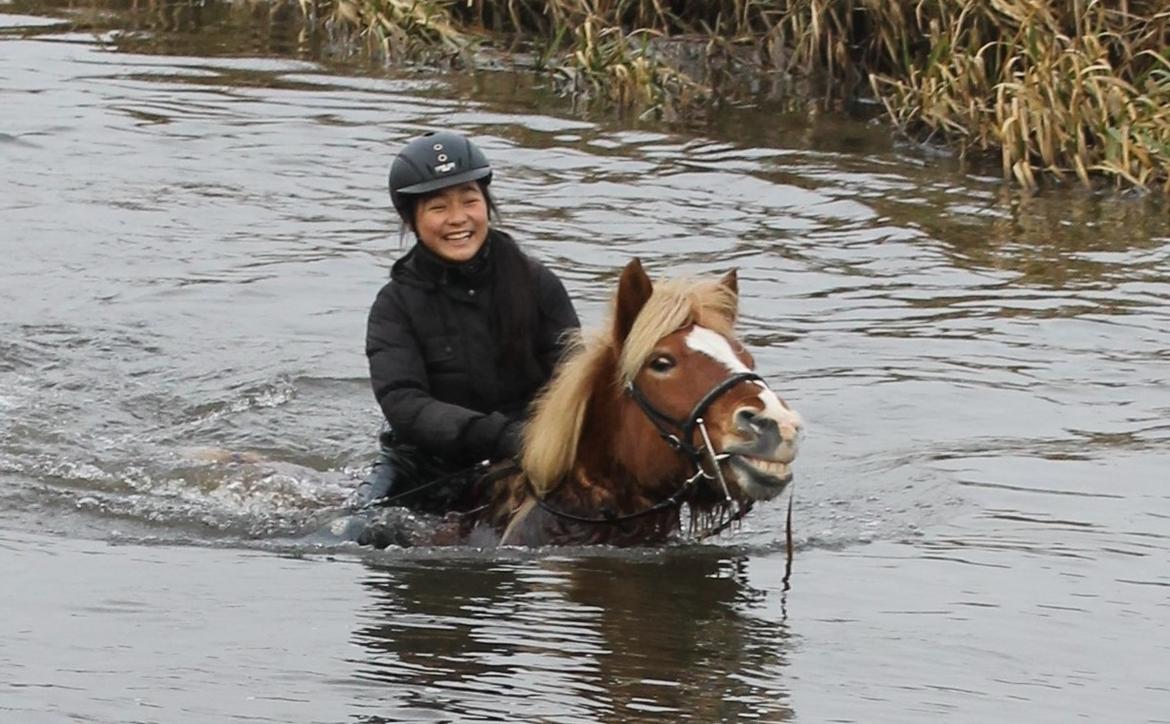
313 0 1170 191
862 1 1170 191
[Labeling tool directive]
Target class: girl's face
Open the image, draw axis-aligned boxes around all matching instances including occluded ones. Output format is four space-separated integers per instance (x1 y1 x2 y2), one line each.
413 182 489 263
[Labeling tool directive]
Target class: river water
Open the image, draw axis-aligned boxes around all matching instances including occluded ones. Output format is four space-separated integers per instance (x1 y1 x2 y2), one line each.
2 4 1169 722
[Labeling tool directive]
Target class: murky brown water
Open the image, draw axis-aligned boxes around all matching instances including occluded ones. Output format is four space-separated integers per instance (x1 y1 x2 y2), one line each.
3 3 1170 722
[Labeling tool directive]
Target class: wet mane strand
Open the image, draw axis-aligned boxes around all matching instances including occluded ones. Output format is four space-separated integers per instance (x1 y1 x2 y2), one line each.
521 276 738 494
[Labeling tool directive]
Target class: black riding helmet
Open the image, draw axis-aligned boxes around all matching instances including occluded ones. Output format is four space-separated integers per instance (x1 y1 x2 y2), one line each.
388 131 493 221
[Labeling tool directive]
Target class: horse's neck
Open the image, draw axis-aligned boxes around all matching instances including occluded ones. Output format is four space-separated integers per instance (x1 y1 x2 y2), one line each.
568 397 692 512
571 397 629 501
552 442 687 514
559 466 651 510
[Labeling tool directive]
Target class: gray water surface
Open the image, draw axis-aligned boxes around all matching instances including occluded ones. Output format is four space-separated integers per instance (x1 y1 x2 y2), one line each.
2 6 1170 723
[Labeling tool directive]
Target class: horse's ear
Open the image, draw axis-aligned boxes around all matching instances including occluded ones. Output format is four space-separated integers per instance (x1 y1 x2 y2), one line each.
614 258 653 345
720 268 739 321
720 268 738 296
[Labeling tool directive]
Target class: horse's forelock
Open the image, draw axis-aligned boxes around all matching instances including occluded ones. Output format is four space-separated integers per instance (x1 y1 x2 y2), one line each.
617 278 738 384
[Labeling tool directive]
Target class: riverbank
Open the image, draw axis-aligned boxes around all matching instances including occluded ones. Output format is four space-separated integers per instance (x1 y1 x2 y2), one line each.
312 0 1170 192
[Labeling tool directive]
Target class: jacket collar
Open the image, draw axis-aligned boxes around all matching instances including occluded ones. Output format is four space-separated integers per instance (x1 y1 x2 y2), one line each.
393 230 495 288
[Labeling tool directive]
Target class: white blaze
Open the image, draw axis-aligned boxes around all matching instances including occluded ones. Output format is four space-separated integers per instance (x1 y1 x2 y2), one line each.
684 326 802 433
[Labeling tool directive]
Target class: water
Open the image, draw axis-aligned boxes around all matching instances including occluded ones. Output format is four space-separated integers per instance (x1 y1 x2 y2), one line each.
3 4 1170 722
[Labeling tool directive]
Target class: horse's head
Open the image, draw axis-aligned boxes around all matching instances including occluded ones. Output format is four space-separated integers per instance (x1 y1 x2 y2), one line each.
613 259 802 503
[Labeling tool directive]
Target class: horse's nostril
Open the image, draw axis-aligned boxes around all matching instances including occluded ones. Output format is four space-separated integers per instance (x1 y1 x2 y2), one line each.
735 408 775 437
735 408 756 430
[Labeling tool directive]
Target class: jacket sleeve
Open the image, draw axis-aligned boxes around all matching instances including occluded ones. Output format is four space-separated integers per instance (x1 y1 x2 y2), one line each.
366 285 515 464
532 264 581 378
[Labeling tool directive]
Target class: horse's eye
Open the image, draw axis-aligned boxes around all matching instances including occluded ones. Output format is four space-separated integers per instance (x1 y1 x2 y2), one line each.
649 355 675 373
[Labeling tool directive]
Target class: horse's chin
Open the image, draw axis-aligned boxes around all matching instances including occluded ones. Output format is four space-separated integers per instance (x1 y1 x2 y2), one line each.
727 454 792 501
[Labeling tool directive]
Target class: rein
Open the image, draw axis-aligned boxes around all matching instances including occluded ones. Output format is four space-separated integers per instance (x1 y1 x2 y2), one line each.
353 459 520 514
692 489 795 584
526 464 712 525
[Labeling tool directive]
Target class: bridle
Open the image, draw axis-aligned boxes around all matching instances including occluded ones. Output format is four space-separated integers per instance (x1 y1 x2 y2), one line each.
529 370 763 526
626 370 763 482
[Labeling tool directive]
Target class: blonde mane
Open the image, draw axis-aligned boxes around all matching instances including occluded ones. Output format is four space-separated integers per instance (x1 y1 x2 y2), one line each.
521 276 738 493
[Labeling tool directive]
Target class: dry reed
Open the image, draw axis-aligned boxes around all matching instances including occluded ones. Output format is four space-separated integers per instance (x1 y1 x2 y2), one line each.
307 0 1170 191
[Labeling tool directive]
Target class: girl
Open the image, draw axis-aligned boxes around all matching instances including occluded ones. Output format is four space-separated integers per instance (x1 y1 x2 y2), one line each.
356 130 579 514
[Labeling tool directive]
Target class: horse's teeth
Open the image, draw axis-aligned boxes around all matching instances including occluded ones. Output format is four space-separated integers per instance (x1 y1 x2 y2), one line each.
746 458 789 476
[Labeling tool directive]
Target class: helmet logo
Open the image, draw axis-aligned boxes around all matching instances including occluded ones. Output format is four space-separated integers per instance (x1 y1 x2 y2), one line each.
434 144 452 172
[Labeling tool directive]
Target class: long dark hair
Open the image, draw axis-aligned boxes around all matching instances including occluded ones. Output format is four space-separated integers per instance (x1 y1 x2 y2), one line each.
489 228 541 380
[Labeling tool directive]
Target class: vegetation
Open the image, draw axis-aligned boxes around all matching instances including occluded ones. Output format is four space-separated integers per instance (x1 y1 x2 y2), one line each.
304 0 1170 192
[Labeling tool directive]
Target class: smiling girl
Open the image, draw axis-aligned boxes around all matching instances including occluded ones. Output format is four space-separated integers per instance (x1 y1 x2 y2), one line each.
356 131 580 515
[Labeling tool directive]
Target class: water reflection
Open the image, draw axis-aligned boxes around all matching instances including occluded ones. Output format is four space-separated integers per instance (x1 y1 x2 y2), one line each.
351 552 792 722
920 191 1170 289
8 0 320 59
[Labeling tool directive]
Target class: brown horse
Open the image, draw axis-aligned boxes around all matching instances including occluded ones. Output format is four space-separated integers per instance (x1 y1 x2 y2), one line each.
461 258 802 547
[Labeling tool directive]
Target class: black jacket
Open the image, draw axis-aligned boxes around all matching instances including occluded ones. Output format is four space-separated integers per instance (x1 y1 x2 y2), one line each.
366 231 579 465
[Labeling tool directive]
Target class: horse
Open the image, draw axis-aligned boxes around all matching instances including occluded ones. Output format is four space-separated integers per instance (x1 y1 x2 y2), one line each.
453 258 803 547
